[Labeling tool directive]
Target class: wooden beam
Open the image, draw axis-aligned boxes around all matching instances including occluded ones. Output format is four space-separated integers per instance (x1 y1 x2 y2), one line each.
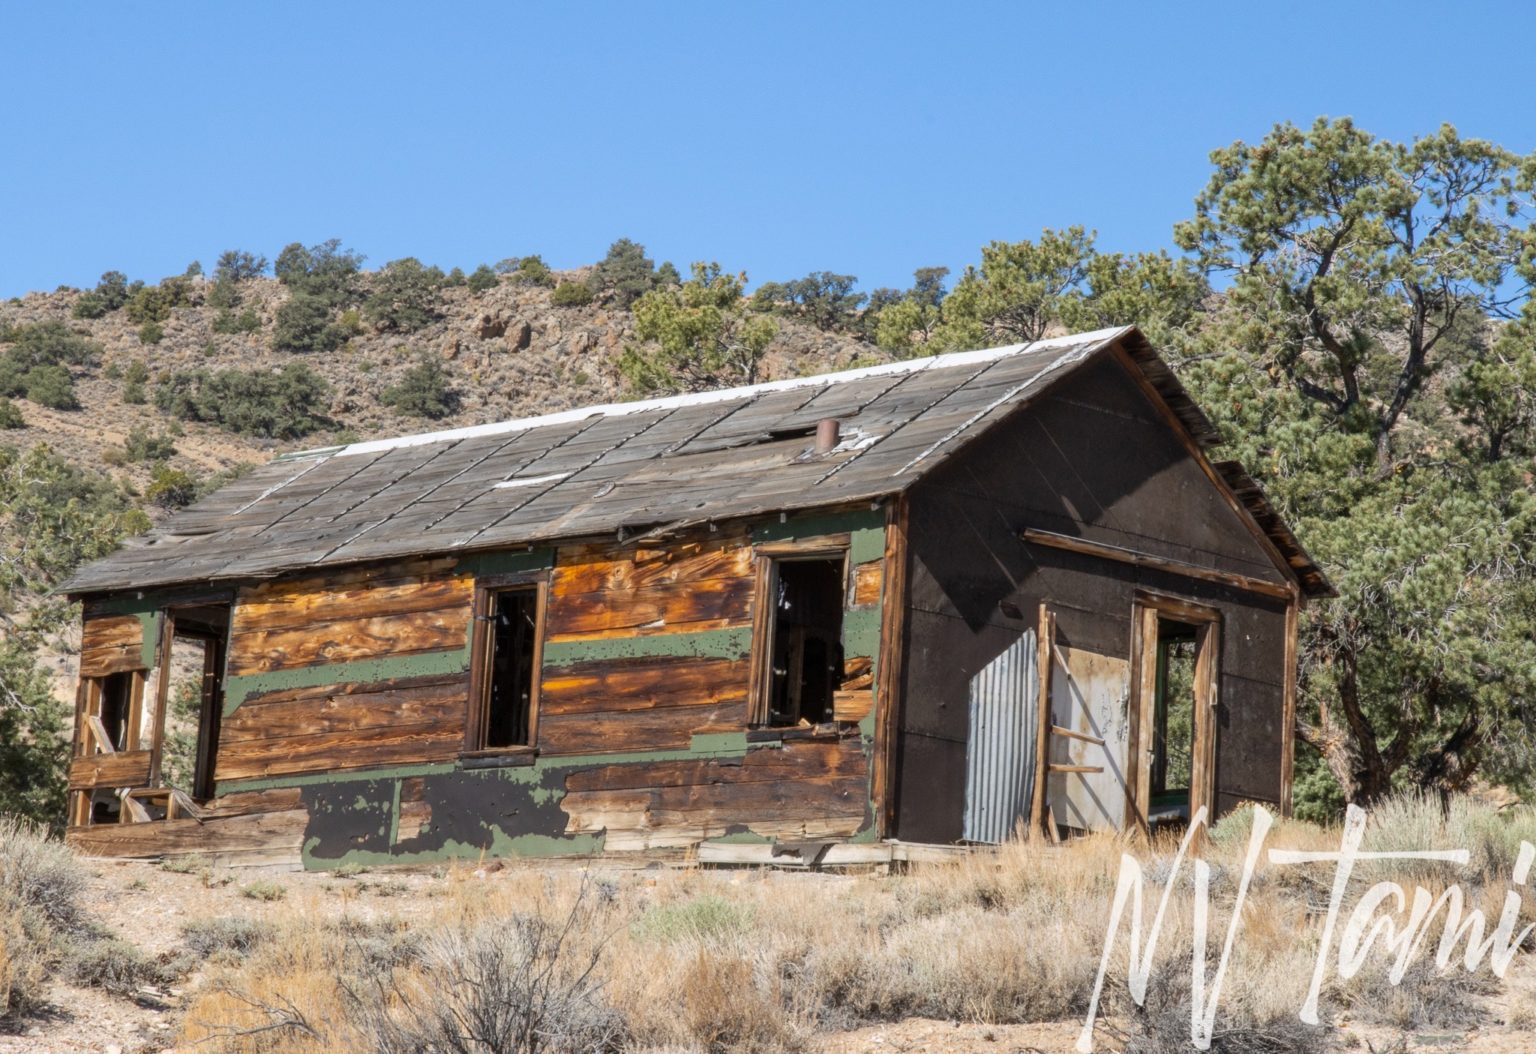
1020 528 1292 600
86 714 116 754
1279 585 1300 817
1028 604 1056 842
873 497 909 839
1049 764 1105 774
1050 725 1105 747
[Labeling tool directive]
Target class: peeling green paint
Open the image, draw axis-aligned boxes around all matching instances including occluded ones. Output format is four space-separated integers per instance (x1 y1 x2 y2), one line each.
215 761 462 796
542 627 752 667
708 830 773 845
751 506 885 546
687 731 751 753
222 646 473 716
458 548 555 577
841 608 881 661
849 525 885 566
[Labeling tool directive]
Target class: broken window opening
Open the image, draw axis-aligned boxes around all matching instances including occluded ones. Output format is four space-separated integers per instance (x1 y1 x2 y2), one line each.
480 587 540 750
96 671 134 752
763 556 846 727
1149 619 1197 826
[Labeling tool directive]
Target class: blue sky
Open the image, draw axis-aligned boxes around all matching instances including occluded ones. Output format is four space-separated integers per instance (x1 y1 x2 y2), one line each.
2 1 1531 298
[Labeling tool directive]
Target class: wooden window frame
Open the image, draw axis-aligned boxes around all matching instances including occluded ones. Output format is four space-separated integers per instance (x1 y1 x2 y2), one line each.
747 540 850 728
1126 591 1222 836
464 571 549 757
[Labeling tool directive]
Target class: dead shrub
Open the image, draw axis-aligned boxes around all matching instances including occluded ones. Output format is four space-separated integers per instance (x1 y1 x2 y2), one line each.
676 951 807 1054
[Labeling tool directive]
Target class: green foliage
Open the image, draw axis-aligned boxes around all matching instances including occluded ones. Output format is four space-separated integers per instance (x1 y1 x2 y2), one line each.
146 464 198 509
214 249 268 284
212 307 261 334
934 227 1207 353
0 323 100 392
71 271 131 319
0 397 22 429
466 264 498 294
587 238 669 307
273 291 348 354
509 254 554 287
155 363 331 439
124 275 193 325
20 364 77 409
620 263 777 394
0 649 69 829
122 423 176 462
364 257 446 332
550 280 594 307
381 352 458 419
753 271 866 332
241 880 286 902
274 238 364 306
137 321 164 345
1171 119 1536 807
0 443 148 608
445 267 466 287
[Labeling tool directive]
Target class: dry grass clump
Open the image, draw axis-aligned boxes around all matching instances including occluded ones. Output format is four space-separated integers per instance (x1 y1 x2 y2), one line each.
180 794 1536 1053
0 815 180 1021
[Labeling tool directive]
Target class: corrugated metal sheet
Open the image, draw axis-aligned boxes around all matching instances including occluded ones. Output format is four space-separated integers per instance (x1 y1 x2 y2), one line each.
962 629 1038 844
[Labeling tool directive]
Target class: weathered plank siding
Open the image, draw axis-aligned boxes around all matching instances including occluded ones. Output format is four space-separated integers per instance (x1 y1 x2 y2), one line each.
68 509 887 867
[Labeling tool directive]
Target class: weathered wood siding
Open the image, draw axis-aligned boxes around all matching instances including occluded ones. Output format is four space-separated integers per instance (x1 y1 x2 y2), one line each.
894 353 1295 842
69 509 887 867
219 558 476 782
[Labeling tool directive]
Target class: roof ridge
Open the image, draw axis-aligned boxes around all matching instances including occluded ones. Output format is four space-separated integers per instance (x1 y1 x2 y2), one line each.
288 326 1133 462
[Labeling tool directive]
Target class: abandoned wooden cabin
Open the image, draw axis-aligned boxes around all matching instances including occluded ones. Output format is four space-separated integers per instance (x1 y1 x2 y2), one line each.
59 325 1331 868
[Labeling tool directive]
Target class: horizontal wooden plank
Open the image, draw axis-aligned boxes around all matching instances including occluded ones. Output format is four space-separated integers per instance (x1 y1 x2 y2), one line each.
539 700 748 755
552 532 752 595
66 808 309 859
215 721 464 782
833 689 873 723
227 606 470 676
539 657 749 716
543 577 753 639
207 787 306 817
233 571 471 634
562 738 867 793
79 615 144 677
1021 527 1292 600
68 750 152 789
222 674 468 743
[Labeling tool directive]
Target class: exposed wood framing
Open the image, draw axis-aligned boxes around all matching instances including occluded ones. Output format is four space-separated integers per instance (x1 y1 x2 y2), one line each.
1020 527 1292 600
1028 603 1056 842
1280 585 1301 816
872 497 908 838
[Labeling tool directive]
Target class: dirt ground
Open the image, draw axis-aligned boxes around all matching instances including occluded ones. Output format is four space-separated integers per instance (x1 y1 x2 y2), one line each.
7 857 1536 1054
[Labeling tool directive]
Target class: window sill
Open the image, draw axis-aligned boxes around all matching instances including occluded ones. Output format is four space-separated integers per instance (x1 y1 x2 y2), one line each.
746 722 850 744
459 747 538 769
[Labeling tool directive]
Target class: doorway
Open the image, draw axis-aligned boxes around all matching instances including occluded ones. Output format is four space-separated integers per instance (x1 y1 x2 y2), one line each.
1131 595 1220 834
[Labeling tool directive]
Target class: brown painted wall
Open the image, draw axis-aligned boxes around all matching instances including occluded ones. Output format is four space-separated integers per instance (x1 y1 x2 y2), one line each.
893 353 1294 842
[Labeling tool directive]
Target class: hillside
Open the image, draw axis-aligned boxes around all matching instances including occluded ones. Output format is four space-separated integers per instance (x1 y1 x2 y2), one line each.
0 259 878 505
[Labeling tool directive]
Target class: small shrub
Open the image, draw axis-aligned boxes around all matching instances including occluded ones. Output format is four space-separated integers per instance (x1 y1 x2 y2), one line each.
345 911 625 1054
182 916 272 959
122 379 146 405
631 895 754 944
273 291 346 354
0 818 87 1019
138 321 165 344
364 257 445 332
156 363 330 439
241 880 287 902
212 307 261 335
551 281 594 307
511 255 554 287
0 397 22 429
123 424 176 462
214 249 267 284
380 352 458 419
467 264 498 294
22 364 78 409
147 465 199 509
65 937 175 996
72 271 132 319
444 266 466 287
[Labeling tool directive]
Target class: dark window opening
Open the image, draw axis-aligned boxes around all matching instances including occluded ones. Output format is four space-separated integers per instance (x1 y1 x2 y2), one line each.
1150 618 1197 820
765 556 845 726
485 588 538 748
97 671 134 752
